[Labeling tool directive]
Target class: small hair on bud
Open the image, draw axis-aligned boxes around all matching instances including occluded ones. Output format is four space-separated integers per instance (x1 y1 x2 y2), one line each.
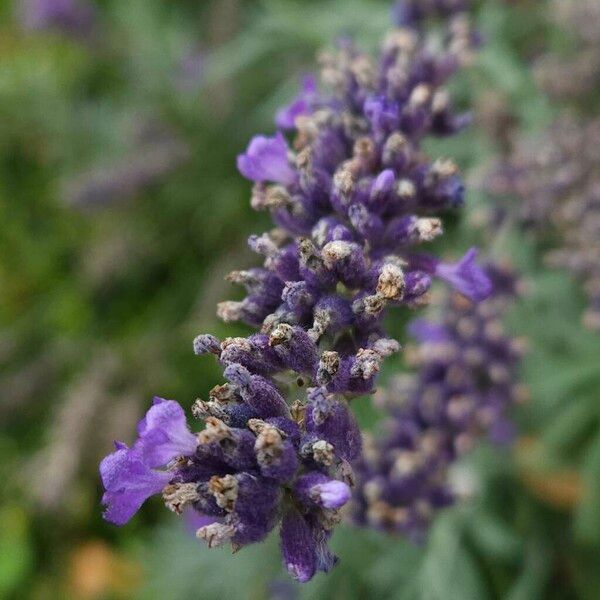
192 399 228 421
312 440 335 466
351 348 382 379
162 482 199 514
415 218 443 242
269 323 294 346
208 475 239 512
321 241 353 268
248 233 279 257
217 301 245 323
377 263 406 300
197 523 236 548
198 417 232 444
224 363 252 387
208 383 233 403
371 338 401 357
193 334 221 356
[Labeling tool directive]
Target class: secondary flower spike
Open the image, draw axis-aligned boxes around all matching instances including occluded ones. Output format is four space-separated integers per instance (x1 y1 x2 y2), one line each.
350 264 524 538
100 2 489 582
487 118 600 331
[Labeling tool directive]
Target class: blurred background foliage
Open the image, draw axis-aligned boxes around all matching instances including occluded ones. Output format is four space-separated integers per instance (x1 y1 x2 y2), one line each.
0 0 599 598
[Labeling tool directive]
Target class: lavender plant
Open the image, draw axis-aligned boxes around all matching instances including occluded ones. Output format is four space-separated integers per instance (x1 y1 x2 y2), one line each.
350 264 523 539
99 4 491 582
485 0 600 332
488 119 600 331
534 0 600 102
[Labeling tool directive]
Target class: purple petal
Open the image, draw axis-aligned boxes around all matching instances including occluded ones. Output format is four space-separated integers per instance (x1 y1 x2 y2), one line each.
135 398 197 467
435 248 493 302
408 319 450 343
280 508 317 583
100 447 170 525
237 133 296 185
294 472 351 510
183 507 217 537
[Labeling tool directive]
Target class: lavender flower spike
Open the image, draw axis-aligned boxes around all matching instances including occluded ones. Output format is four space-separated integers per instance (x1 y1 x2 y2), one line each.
350 264 524 538
101 4 485 582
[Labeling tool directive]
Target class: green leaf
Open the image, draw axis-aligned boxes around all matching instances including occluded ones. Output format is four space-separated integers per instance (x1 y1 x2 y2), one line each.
0 505 32 596
419 513 490 600
574 433 600 544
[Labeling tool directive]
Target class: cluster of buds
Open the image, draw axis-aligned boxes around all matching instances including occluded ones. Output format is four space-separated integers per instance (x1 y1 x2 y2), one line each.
350 265 524 539
100 2 491 583
534 0 600 102
487 119 600 330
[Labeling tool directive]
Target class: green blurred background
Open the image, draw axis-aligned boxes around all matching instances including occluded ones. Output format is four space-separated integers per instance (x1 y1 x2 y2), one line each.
1 0 599 598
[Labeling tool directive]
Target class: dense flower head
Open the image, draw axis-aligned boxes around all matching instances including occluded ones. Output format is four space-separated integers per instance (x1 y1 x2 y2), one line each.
349 264 524 539
100 3 490 582
487 118 600 330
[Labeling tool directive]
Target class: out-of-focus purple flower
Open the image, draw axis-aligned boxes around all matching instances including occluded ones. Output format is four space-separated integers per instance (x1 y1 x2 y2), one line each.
350 265 524 538
487 118 600 330
435 248 493 301
534 0 600 101
20 0 95 37
237 133 296 185
65 131 190 209
176 49 204 92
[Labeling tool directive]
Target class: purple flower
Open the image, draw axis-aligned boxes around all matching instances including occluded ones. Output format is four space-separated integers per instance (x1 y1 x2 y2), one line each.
20 0 95 37
276 75 317 129
135 397 198 467
435 248 493 301
100 445 171 526
237 133 296 185
487 117 600 331
100 399 198 525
